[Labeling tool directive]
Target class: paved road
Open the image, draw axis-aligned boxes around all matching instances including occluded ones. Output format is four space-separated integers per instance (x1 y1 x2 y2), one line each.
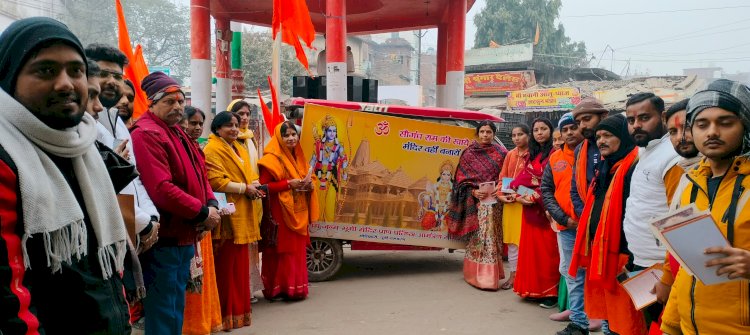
233 249 572 335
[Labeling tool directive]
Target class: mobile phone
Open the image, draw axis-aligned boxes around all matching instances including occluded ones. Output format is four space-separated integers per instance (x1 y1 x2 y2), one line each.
225 203 236 214
257 184 268 193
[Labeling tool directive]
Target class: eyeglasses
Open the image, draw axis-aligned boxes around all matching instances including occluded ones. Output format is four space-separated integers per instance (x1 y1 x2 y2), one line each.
99 69 124 81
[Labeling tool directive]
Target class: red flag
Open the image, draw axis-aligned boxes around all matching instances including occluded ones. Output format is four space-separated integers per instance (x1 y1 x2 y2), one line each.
257 89 275 136
267 76 282 126
272 0 316 74
116 0 150 120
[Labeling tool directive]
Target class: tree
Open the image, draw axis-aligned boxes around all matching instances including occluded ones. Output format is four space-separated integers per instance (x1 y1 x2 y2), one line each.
61 0 191 83
240 29 307 94
473 0 587 68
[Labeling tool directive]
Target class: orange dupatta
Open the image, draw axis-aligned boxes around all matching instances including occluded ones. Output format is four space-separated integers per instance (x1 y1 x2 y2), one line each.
569 147 638 290
257 123 319 235
575 140 590 200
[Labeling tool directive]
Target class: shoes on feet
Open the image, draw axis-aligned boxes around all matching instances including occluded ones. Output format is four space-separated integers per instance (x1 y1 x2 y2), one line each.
250 296 259 304
549 309 572 321
588 319 603 332
555 323 589 335
132 318 145 330
539 298 558 309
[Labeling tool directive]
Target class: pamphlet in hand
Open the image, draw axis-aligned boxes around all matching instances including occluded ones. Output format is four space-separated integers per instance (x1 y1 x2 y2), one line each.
619 264 664 310
516 185 537 197
649 204 733 286
501 177 515 193
213 192 236 214
478 181 497 205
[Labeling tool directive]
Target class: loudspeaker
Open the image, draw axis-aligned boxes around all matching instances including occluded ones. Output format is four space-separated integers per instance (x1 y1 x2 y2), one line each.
362 79 378 103
347 76 363 102
292 76 319 98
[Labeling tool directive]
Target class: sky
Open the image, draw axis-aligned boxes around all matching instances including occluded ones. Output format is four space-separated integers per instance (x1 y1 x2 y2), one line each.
181 0 750 77
452 0 750 76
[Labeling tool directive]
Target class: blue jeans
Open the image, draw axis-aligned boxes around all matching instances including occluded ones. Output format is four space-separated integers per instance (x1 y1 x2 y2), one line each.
141 244 194 335
558 229 589 329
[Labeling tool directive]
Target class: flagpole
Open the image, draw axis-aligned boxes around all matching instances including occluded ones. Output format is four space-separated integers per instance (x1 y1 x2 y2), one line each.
272 30 281 108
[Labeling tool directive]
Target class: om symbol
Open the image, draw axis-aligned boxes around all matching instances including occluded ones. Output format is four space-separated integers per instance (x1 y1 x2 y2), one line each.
375 121 390 136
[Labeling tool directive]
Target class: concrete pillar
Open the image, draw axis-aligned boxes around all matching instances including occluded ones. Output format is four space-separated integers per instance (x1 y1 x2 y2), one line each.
190 0 212 136
436 23 447 108
215 17 232 113
445 0 466 110
325 0 347 101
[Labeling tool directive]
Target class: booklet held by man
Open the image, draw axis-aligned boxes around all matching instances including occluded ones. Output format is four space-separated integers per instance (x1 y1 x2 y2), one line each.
649 204 734 286
619 264 664 310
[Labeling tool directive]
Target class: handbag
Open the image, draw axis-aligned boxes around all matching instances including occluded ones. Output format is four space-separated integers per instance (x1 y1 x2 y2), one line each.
258 196 278 252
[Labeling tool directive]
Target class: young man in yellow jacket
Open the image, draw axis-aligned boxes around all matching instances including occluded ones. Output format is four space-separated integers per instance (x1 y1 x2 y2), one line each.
662 79 750 335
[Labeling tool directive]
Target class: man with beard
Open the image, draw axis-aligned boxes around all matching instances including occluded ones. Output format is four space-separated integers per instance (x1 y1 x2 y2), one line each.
86 44 159 255
623 93 680 269
661 79 750 335
0 17 131 334
131 71 220 335
117 79 136 127
569 115 646 335
570 98 609 219
541 113 596 335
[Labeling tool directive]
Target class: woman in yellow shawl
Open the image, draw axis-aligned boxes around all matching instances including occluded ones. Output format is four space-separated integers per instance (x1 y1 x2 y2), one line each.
258 121 319 300
204 111 264 330
228 99 264 302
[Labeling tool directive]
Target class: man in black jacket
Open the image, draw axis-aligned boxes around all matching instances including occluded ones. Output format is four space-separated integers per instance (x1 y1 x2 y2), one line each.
0 18 131 334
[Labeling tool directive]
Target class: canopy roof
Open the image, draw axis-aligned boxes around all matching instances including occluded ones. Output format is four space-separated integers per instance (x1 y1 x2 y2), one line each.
211 0 476 34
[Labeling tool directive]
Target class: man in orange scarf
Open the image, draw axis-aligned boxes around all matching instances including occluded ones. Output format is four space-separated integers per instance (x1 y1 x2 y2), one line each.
569 114 646 335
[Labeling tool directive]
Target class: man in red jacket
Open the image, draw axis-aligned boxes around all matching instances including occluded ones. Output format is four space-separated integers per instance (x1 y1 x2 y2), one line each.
130 71 220 335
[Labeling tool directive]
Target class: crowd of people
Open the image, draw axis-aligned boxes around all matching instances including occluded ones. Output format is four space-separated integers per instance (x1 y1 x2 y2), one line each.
1 16 750 335
447 84 750 334
0 18 317 335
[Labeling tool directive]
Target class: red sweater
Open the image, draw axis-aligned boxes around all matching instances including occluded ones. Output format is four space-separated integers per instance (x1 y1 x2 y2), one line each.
131 111 217 246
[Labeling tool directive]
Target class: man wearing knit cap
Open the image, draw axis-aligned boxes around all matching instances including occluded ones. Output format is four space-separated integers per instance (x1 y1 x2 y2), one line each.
569 114 646 335
0 17 131 334
541 113 597 334
130 71 220 335
570 97 609 219
661 79 750 335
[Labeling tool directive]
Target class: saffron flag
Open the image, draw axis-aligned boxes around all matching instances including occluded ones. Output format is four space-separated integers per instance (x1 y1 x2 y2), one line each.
533 22 540 45
116 0 150 120
489 40 501 48
257 76 284 135
272 0 316 74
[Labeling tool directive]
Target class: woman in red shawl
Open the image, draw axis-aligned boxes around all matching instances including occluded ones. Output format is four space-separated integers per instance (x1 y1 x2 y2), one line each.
511 118 561 308
447 121 507 290
258 121 319 300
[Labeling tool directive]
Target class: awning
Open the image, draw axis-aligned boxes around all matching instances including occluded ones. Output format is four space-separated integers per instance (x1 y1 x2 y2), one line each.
463 96 507 111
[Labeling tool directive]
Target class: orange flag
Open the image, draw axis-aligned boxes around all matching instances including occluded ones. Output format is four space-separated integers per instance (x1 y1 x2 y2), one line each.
272 0 316 74
116 0 150 120
257 89 275 136
267 76 282 126
534 22 540 45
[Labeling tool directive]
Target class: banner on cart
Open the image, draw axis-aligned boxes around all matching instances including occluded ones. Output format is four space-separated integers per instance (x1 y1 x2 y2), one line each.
300 103 472 249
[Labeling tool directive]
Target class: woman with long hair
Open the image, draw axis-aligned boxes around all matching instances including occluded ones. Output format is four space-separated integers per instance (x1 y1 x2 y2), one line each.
180 106 223 335
204 111 264 330
511 118 561 308
496 124 530 290
258 121 319 300
446 121 507 290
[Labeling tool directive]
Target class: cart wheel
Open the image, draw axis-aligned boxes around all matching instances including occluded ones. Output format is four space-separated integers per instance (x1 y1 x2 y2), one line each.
306 238 343 282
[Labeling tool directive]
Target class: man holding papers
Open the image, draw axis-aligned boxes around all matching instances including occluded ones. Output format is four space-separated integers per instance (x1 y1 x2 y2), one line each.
569 114 647 335
661 79 750 335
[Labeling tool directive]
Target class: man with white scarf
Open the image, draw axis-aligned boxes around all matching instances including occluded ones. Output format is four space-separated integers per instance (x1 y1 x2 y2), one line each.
85 43 160 254
0 17 131 334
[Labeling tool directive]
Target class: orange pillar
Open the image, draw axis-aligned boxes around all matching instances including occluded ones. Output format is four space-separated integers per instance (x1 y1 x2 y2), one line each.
436 23 447 107
190 0 212 136
325 0 347 101
215 17 232 113
445 0 466 109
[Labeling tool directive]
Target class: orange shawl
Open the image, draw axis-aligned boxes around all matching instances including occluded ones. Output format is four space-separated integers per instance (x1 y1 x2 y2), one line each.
575 140 590 200
569 147 638 290
257 124 319 235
